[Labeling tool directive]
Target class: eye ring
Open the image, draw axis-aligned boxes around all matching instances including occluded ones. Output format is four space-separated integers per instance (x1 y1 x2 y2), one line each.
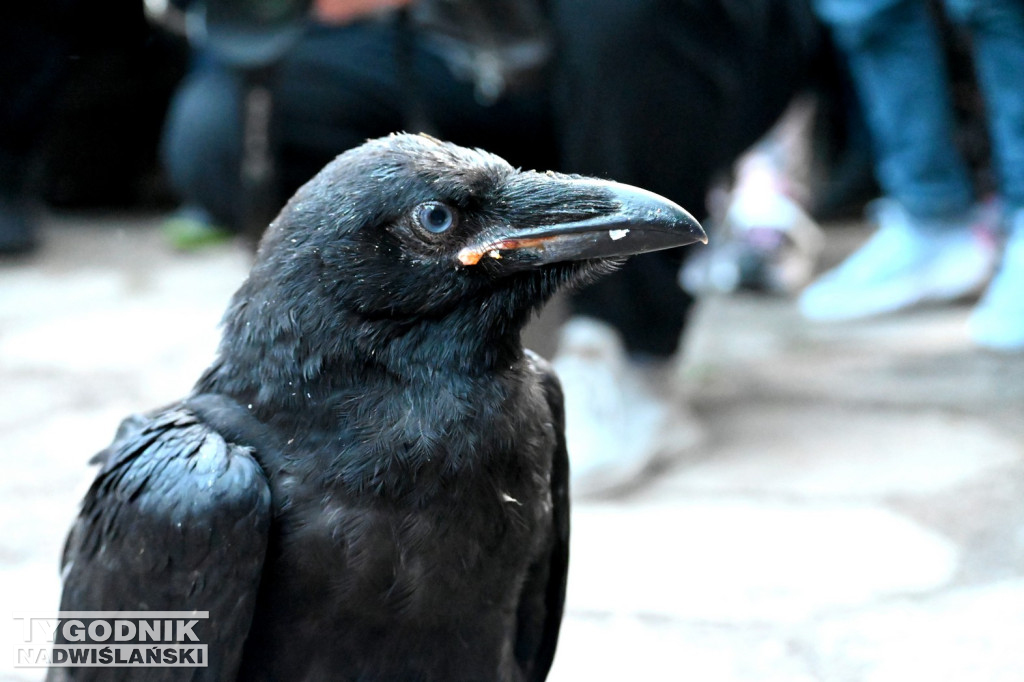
416 202 456 234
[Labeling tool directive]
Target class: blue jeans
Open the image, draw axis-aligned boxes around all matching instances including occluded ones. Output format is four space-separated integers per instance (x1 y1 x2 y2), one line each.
813 0 1024 219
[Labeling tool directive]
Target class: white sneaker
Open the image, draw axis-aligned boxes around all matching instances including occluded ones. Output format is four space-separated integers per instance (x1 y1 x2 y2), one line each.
969 212 1024 351
551 317 702 497
681 159 823 295
798 199 996 322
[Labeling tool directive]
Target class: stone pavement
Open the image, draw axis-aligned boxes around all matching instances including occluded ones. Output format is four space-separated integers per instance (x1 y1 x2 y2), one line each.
2 212 1023 681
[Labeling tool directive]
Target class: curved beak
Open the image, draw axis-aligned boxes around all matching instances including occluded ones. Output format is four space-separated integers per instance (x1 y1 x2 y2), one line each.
457 177 706 269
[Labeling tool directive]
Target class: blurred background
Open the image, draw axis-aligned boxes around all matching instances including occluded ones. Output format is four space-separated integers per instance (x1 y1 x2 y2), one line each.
3 0 1024 680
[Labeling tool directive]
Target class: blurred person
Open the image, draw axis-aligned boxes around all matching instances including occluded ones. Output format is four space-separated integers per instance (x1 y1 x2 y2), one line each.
161 0 822 494
546 0 820 494
160 0 556 246
681 95 826 297
0 1 186 255
0 4 78 254
800 0 1024 352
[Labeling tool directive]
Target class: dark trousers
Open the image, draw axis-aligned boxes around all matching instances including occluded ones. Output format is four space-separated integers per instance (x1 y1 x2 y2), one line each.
0 14 70 196
162 0 820 357
553 0 820 355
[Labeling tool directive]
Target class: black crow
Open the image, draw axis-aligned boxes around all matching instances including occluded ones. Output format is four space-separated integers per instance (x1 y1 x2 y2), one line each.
52 133 705 681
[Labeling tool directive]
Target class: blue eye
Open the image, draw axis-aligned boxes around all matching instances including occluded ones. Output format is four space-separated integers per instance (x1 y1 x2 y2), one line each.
417 203 455 234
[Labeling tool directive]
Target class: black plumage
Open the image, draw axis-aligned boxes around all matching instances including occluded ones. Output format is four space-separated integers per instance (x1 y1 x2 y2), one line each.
53 133 704 681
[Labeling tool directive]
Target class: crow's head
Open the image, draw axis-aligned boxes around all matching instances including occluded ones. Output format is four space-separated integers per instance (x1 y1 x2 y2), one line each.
206 134 704 402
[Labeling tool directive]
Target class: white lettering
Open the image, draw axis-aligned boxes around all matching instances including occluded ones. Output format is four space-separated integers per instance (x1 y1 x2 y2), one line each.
176 620 199 642
63 620 85 642
115 620 137 641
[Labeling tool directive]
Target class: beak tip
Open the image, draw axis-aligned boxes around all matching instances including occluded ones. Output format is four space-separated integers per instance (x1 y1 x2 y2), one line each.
667 203 707 246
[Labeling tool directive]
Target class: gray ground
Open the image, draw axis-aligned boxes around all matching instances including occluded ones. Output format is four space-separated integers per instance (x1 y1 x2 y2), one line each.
2 212 1022 681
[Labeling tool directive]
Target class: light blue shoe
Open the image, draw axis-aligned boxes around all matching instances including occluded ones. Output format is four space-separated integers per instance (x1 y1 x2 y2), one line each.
969 212 1024 351
799 199 996 322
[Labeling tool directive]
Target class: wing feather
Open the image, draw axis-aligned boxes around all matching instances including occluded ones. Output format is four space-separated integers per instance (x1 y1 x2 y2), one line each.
54 403 272 681
515 351 570 681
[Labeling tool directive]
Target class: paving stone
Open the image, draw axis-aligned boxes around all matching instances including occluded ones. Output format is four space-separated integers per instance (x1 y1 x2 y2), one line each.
682 294 1024 410
0 269 124 325
889 463 1024 584
652 405 1021 499
0 563 62 679
551 615 814 682
809 580 1024 682
567 502 957 624
0 302 222 379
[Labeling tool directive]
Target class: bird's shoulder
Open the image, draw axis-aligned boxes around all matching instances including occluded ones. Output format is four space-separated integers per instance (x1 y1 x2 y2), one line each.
523 349 562 398
522 349 565 433
62 398 272 588
57 398 274 678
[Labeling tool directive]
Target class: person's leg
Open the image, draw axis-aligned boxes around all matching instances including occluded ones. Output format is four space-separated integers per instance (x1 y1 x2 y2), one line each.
945 0 1024 214
548 0 819 494
0 17 70 253
947 0 1024 349
551 0 819 356
816 0 974 216
163 19 468 237
161 58 245 231
800 0 996 321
